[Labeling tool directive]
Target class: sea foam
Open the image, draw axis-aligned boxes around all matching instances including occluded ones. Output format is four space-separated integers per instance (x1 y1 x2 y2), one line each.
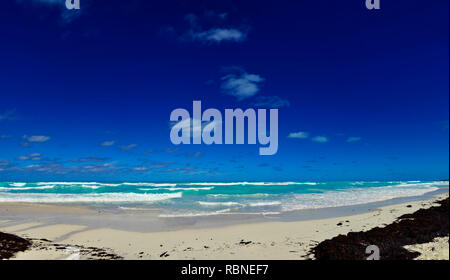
0 192 182 203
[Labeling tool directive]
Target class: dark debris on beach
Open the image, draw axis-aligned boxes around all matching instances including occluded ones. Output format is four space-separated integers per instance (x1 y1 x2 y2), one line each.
311 197 449 260
1 233 123 260
0 231 32 259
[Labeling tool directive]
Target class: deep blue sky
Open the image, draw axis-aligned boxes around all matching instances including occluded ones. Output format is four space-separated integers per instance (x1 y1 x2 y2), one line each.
0 0 448 182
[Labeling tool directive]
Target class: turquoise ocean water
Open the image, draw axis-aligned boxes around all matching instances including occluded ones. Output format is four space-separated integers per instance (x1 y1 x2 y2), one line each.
0 181 448 217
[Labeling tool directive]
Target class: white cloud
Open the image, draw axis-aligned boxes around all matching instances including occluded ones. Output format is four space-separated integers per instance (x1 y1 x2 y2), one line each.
191 28 246 43
133 167 149 171
183 12 248 44
163 148 179 154
70 157 109 162
347 137 361 143
23 135 50 143
170 118 222 136
16 153 42 161
312 136 328 143
221 72 264 100
121 144 137 151
287 132 309 139
0 160 121 174
172 118 202 135
100 141 115 147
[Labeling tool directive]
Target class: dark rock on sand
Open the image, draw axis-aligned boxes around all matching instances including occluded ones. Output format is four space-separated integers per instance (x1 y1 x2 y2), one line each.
0 231 32 259
311 197 449 260
239 240 252 245
160 251 169 257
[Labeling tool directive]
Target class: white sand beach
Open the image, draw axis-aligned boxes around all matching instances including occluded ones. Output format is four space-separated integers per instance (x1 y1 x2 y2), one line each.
1 192 448 260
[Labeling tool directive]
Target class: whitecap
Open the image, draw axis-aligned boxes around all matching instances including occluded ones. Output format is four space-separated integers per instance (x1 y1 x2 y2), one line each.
9 183 27 187
281 182 443 212
248 201 282 207
122 183 177 187
159 208 232 218
139 187 213 191
0 192 182 203
198 201 241 207
0 185 55 191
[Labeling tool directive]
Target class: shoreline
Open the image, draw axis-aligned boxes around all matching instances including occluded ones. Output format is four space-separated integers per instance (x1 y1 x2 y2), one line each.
1 191 448 260
0 187 447 233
